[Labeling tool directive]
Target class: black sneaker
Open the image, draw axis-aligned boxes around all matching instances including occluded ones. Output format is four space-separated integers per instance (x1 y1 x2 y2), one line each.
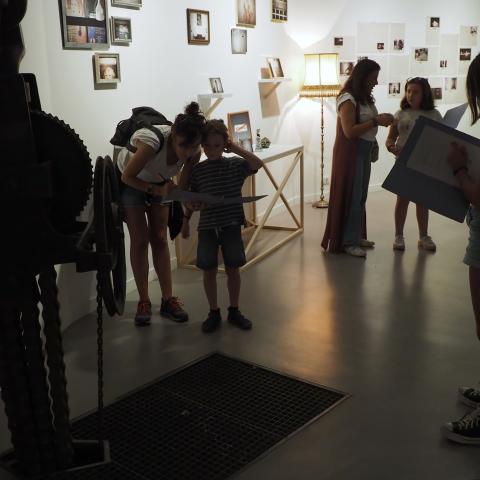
160 297 189 323
442 408 480 445
202 309 222 333
227 307 252 330
134 300 152 327
459 386 480 409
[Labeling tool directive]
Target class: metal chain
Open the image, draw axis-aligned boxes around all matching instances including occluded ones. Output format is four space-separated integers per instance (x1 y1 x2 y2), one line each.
96 272 104 445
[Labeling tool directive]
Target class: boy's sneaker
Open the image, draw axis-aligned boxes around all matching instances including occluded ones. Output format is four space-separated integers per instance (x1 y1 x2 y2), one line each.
160 296 189 323
441 407 480 445
344 245 366 257
227 307 252 330
459 386 480 409
134 300 152 327
418 235 436 251
393 235 405 251
202 309 222 333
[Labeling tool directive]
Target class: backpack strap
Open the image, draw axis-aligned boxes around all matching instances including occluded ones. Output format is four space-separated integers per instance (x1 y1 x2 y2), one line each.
126 125 165 154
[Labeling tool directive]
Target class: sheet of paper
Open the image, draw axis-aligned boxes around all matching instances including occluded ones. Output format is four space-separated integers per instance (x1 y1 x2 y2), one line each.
442 103 468 128
163 190 267 205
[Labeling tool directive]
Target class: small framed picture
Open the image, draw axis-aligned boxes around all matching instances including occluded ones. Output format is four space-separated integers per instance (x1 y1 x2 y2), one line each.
339 61 354 76
430 17 440 28
393 39 404 51
111 0 141 7
377 42 384 50
271 0 287 22
111 17 132 43
60 0 109 49
94 53 121 83
460 48 472 61
187 8 210 45
432 87 442 100
237 0 256 28
267 57 284 78
209 77 224 94
231 28 247 54
388 82 401 97
334 37 343 46
227 111 253 152
415 48 428 62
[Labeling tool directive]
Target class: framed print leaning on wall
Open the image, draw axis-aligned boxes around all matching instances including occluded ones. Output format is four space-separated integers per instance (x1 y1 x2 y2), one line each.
186 9 210 45
228 111 253 152
60 0 109 49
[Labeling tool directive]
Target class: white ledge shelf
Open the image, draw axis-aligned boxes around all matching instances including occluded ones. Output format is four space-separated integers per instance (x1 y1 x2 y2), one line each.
258 78 292 98
197 93 233 118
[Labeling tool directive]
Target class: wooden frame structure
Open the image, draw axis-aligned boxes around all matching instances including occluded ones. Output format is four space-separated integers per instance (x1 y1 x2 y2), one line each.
175 144 304 271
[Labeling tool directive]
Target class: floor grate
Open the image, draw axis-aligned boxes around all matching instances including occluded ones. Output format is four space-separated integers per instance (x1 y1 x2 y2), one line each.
14 352 348 479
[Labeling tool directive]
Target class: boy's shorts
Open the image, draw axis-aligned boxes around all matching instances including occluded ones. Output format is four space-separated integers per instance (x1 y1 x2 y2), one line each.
196 225 246 270
464 206 480 268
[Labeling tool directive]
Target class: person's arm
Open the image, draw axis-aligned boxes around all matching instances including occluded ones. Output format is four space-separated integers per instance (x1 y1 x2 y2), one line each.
120 142 162 195
178 150 201 190
385 123 400 156
338 101 393 139
447 142 480 207
226 139 264 170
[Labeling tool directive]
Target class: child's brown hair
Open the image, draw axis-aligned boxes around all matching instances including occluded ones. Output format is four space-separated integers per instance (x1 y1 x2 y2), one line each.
202 119 228 143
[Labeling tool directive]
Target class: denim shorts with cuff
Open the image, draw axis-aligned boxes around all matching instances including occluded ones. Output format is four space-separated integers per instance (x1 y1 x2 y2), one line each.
119 182 166 208
464 206 480 268
196 225 246 270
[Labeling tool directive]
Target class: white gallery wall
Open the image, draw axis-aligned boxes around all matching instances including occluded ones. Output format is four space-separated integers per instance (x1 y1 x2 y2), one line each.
19 0 480 326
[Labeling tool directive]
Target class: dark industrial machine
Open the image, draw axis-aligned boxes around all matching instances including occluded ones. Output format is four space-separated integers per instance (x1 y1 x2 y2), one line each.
0 0 126 476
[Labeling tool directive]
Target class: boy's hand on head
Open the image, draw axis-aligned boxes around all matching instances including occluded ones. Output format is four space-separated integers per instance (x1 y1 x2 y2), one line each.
224 138 234 153
447 142 468 169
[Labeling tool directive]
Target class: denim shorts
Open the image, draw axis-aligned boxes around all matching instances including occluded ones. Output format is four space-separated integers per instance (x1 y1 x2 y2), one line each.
196 225 246 270
464 206 480 268
119 183 165 207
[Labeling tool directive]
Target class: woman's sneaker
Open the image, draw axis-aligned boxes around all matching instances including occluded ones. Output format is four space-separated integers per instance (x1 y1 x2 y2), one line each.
359 239 375 248
441 407 480 445
344 246 366 257
459 386 480 409
160 296 189 323
393 235 405 251
202 309 222 333
134 300 152 327
418 235 436 251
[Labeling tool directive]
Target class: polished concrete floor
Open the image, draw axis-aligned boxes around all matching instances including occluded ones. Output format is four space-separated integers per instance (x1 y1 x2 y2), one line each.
1 190 480 479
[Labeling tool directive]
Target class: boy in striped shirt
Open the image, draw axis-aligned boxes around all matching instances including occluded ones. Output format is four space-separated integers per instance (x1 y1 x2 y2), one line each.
183 119 263 333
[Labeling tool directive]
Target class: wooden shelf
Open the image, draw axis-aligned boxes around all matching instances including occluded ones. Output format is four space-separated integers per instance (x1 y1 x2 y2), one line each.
197 93 233 118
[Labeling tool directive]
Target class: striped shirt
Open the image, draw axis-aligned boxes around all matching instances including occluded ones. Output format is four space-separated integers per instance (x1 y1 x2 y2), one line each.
190 156 257 230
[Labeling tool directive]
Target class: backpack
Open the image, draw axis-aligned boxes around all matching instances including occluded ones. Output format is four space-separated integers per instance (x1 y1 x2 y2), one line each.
110 107 172 153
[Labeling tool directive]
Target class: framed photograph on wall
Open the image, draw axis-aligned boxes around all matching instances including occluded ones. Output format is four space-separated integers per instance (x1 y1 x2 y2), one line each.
187 9 210 45
271 0 287 22
209 77 224 94
231 28 247 54
111 0 141 7
94 53 121 83
267 57 284 78
227 111 253 152
237 0 256 28
111 17 132 43
60 0 109 49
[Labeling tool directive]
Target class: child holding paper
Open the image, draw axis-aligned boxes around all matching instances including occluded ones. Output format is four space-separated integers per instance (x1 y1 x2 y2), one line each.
386 77 442 251
183 119 263 333
442 53 480 444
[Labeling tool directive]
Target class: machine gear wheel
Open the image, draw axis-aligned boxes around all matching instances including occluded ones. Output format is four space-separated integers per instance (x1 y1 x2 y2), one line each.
30 110 93 234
